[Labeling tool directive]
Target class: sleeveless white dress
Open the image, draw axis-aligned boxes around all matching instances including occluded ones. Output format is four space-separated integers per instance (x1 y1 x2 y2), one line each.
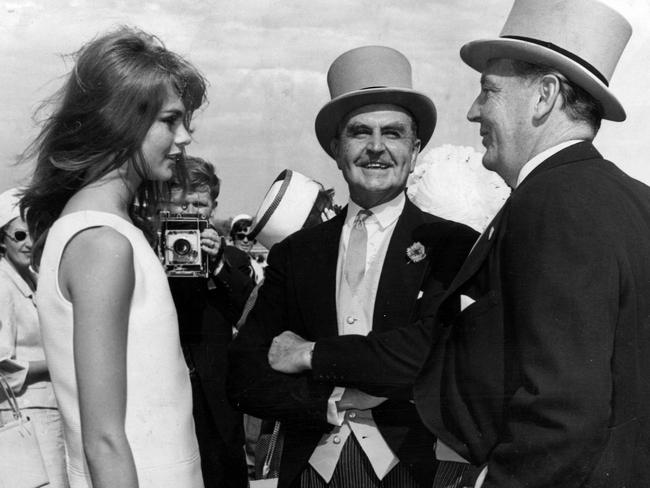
36 211 203 488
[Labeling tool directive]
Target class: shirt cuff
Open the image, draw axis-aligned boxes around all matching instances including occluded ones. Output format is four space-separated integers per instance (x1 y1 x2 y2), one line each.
326 387 346 425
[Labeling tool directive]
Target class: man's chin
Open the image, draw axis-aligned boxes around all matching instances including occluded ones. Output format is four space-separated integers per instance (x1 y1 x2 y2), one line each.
481 153 498 172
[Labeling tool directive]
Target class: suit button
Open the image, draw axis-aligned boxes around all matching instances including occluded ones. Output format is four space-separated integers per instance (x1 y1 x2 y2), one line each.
333 436 341 444
348 412 356 419
346 316 356 324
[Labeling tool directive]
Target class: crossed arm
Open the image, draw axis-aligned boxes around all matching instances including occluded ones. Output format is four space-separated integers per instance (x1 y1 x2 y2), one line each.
227 238 335 423
227 237 388 423
266 222 478 399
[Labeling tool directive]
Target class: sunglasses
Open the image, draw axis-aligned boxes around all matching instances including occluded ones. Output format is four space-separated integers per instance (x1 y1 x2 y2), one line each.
6 230 28 242
235 232 255 242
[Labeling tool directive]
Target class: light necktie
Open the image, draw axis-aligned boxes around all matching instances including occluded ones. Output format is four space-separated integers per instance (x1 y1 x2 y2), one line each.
344 210 372 291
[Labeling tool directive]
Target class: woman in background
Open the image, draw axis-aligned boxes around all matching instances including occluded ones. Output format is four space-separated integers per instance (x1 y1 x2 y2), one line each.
230 214 265 283
0 188 68 487
21 27 207 488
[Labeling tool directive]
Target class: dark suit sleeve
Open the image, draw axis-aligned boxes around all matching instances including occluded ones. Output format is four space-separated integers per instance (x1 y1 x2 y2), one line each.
311 223 478 398
483 178 616 488
227 238 333 424
207 245 256 323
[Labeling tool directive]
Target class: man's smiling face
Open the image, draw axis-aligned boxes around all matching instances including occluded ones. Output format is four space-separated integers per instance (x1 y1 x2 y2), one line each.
331 104 420 209
467 58 538 185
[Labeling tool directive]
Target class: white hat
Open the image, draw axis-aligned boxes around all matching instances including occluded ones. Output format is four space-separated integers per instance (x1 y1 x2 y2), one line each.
0 188 22 230
231 214 253 232
460 0 632 121
248 170 321 249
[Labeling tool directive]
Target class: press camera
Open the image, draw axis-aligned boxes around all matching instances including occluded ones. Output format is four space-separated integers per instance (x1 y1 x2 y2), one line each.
157 211 210 278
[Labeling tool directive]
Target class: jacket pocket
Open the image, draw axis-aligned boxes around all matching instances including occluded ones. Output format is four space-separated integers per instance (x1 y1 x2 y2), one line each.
455 290 498 323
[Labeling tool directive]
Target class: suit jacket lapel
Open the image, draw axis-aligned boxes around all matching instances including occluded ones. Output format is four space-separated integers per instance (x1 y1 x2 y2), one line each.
374 199 430 333
444 199 510 297
294 210 344 339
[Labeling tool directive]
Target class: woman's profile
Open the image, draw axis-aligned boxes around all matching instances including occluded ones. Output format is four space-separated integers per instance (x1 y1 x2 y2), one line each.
21 27 207 488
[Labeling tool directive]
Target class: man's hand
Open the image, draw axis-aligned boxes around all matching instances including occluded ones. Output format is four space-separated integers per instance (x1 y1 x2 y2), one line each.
268 331 314 374
336 388 387 411
200 227 222 259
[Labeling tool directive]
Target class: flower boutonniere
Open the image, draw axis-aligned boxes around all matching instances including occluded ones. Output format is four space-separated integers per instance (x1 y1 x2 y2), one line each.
406 241 427 264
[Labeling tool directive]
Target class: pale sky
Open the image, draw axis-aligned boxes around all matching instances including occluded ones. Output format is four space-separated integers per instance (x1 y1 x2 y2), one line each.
1 0 649 218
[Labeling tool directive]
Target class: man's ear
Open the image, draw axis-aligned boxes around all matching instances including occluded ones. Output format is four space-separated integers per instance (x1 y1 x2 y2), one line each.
409 139 421 172
330 138 343 169
534 74 562 120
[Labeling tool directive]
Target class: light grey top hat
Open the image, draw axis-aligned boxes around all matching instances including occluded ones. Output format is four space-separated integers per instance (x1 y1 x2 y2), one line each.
460 0 632 121
315 46 437 157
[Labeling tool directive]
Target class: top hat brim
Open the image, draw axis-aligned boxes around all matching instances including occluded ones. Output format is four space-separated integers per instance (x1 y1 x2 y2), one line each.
460 38 626 122
315 87 437 158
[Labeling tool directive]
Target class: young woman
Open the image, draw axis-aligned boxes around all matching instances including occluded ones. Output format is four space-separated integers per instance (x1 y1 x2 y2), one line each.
21 27 207 488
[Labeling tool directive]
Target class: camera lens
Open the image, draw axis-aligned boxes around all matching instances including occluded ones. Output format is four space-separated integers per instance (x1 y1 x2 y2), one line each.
173 238 192 256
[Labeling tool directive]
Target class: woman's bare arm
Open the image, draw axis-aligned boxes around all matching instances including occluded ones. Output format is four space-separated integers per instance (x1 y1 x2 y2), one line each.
61 226 138 488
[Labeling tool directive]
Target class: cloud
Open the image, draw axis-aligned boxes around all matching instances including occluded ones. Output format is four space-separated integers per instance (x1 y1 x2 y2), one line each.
2 0 650 218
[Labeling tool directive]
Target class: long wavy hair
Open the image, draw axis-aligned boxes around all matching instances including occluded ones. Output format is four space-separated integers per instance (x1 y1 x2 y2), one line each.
20 26 208 260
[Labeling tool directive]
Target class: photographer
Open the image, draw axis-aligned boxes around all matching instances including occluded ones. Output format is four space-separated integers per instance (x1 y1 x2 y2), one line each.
162 156 253 488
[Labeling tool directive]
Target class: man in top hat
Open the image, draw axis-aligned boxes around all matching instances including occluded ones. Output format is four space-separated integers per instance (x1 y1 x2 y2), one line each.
227 46 477 488
266 1 650 487
415 1 650 486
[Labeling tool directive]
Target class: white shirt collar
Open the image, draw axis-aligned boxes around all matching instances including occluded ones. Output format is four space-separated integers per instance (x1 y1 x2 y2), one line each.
516 140 584 188
346 192 406 230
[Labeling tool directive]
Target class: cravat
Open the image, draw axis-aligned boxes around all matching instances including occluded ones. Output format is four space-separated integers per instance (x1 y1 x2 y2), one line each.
344 210 372 291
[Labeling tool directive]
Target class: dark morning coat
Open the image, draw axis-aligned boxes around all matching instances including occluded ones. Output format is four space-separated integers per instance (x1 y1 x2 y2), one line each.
227 197 477 488
413 142 650 488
